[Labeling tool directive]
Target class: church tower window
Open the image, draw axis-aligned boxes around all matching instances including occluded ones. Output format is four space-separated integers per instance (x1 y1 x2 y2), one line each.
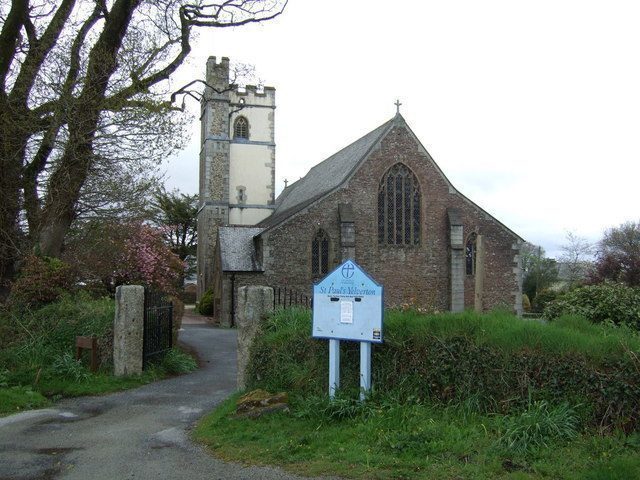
466 233 477 275
377 163 421 245
233 116 249 139
312 230 330 276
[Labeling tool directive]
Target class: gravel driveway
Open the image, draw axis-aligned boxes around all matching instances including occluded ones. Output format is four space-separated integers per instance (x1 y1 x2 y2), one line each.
0 324 331 479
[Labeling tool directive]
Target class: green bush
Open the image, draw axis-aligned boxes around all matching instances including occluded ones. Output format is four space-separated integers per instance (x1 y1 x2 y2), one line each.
544 282 640 329
532 288 559 313
8 255 75 308
498 400 579 454
247 309 640 431
197 289 213 315
0 292 114 384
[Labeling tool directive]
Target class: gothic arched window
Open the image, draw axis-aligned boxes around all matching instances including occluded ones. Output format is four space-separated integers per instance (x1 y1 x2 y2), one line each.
466 233 477 275
233 116 249 139
311 230 330 276
377 163 421 245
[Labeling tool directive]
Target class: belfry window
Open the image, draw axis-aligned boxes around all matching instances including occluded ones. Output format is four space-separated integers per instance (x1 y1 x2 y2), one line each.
311 230 330 276
233 116 249 139
466 233 477 275
377 163 421 245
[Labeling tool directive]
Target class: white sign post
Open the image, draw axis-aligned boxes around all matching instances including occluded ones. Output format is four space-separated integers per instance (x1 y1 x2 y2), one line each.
312 260 384 400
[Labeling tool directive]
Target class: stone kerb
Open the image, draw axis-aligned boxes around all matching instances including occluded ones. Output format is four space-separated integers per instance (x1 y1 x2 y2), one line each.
113 285 145 376
236 286 274 390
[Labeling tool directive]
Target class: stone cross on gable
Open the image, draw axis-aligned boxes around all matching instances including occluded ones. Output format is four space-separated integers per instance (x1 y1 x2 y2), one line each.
395 99 402 114
284 178 288 188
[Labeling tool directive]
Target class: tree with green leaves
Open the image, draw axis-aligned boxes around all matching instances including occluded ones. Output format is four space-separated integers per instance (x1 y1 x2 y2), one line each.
151 188 198 261
0 0 286 297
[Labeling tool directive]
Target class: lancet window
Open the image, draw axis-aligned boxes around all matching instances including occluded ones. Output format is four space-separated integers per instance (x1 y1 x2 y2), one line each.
312 230 330 276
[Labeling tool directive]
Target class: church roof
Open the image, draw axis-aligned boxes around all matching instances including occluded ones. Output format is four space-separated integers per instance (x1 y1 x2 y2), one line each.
218 226 264 272
259 113 523 242
259 117 395 228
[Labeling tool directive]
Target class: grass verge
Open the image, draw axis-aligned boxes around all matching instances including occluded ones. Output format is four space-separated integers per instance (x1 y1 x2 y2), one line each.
194 393 640 480
0 346 197 416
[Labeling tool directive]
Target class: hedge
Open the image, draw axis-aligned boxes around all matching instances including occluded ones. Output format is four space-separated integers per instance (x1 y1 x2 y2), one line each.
247 308 640 432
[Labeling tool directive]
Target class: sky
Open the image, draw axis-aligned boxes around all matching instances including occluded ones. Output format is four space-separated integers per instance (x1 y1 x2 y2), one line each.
163 0 640 259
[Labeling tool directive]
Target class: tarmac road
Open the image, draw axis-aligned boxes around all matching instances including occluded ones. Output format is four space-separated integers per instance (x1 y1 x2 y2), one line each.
0 324 332 480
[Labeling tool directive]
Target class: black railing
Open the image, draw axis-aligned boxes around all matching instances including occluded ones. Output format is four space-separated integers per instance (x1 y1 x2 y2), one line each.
272 286 311 309
143 287 173 368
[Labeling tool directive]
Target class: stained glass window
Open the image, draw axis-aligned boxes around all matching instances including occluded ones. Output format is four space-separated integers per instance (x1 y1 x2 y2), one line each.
377 163 421 245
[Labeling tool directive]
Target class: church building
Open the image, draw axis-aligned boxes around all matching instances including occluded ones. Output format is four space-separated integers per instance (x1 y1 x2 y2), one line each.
197 57 524 326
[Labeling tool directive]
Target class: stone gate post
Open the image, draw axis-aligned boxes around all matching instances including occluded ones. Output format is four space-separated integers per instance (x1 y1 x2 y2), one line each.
113 285 145 376
236 286 274 390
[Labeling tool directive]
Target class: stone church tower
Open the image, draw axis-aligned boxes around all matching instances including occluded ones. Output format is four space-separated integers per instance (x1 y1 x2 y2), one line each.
197 56 276 298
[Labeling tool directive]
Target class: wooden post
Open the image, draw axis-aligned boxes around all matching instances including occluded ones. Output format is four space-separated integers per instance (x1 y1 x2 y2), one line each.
76 336 98 372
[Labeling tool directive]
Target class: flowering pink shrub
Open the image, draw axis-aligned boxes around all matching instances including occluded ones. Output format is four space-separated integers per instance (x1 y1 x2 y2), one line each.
65 220 184 295
115 222 184 294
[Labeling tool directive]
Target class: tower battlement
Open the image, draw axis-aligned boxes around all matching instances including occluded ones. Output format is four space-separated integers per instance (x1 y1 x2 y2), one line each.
204 56 275 105
205 56 230 96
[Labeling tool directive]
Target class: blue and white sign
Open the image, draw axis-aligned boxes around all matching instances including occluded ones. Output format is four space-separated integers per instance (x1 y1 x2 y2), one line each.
312 260 383 343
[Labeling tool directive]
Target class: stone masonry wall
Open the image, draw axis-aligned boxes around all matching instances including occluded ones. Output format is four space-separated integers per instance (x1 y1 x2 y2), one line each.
219 272 270 327
260 123 521 312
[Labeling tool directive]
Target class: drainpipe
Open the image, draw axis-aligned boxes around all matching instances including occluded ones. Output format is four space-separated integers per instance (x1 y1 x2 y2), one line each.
230 273 236 327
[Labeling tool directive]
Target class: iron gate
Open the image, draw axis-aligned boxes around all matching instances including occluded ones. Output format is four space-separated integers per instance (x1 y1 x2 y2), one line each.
143 288 173 368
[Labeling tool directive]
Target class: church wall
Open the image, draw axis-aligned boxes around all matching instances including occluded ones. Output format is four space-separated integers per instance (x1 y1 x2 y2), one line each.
261 123 520 312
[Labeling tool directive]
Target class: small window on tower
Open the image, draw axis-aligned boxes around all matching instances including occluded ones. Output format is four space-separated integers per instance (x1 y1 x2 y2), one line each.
234 116 249 139
236 186 247 204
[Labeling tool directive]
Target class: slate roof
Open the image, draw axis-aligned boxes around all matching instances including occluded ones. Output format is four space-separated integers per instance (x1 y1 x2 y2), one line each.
257 113 523 242
259 117 395 228
218 226 264 271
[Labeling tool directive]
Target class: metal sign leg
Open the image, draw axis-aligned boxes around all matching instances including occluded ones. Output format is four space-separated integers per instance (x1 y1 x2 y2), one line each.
360 341 371 401
329 339 340 399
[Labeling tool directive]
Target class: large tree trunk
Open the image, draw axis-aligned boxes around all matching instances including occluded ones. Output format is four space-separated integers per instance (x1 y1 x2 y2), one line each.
0 0 29 296
0 120 26 296
37 0 140 257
